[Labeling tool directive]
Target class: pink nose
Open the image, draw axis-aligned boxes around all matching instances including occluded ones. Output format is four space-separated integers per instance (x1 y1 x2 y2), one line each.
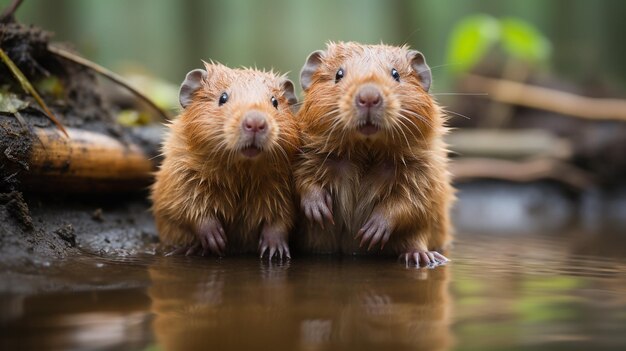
356 84 383 109
242 111 268 134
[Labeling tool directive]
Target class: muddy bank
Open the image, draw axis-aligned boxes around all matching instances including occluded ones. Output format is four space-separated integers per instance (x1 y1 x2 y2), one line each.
0 192 157 293
0 192 157 264
0 13 162 295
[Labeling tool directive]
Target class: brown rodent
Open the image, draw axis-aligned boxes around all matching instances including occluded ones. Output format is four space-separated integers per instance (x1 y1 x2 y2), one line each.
151 62 299 259
295 42 454 266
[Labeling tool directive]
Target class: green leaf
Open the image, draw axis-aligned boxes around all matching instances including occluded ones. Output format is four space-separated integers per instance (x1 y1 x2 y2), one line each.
117 109 152 127
0 90 29 114
36 76 65 100
500 18 552 63
446 14 501 74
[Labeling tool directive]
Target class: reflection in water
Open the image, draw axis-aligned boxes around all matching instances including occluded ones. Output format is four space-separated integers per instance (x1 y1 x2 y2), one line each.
148 257 451 351
452 233 626 350
2 232 626 350
0 288 152 350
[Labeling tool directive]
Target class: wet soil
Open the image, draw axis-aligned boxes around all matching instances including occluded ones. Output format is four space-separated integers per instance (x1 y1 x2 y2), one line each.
0 18 161 286
0 192 157 293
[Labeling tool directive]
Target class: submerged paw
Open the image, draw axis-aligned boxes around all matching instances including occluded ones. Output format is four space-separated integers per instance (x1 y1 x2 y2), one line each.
399 250 449 268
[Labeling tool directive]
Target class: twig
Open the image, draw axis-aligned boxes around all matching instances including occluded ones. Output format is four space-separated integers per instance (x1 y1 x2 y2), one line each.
47 45 170 121
451 157 592 189
0 0 23 22
462 74 626 122
0 47 68 137
446 129 572 160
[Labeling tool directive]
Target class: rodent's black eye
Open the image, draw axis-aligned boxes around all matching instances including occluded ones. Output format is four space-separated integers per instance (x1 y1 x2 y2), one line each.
391 68 400 82
218 92 228 106
335 68 344 83
271 96 278 109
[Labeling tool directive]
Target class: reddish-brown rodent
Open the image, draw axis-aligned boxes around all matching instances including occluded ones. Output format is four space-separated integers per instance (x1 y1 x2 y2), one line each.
295 42 454 266
151 62 299 259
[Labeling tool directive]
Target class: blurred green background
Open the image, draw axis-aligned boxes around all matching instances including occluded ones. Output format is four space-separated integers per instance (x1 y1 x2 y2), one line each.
11 0 626 92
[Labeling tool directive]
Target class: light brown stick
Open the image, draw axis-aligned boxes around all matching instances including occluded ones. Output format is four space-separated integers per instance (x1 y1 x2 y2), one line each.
22 127 154 192
462 75 626 122
450 157 592 189
446 129 572 160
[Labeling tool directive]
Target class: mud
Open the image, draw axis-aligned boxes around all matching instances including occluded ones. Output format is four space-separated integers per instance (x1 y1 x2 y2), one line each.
0 17 161 296
0 192 157 294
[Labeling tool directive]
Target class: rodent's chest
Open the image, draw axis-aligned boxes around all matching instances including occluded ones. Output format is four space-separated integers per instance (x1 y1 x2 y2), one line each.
326 156 397 189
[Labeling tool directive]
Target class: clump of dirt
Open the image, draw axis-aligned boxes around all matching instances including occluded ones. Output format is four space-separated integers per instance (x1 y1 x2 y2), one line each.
0 20 51 76
0 190 31 228
54 223 76 247
0 116 32 192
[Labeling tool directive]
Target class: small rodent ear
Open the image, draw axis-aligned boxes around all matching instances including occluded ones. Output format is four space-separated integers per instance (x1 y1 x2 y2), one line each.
281 79 298 106
300 50 324 92
408 50 431 92
179 68 207 108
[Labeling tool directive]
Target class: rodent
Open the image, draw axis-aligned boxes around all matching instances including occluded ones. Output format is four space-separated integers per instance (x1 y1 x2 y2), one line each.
151 62 299 259
294 42 454 266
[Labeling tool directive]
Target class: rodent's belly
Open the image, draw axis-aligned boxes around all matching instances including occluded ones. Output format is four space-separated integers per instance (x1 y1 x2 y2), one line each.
222 207 263 253
330 170 386 254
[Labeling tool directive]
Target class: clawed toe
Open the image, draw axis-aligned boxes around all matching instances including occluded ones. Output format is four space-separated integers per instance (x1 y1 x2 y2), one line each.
259 239 291 261
165 243 204 257
399 250 449 268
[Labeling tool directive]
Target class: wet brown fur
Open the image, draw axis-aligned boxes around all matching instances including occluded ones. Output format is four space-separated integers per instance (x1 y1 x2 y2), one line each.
295 42 454 255
152 63 299 253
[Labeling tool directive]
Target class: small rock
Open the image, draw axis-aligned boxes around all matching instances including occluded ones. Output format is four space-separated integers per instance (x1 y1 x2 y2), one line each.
54 224 75 247
91 208 104 222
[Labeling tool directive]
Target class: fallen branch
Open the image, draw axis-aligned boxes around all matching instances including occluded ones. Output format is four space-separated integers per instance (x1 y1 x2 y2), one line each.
48 45 171 121
450 157 592 189
446 129 572 160
22 127 154 192
462 74 626 122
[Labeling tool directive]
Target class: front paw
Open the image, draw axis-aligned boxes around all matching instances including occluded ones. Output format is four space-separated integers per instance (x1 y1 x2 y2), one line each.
356 210 392 250
301 186 334 228
259 228 291 260
197 218 227 256
399 250 449 268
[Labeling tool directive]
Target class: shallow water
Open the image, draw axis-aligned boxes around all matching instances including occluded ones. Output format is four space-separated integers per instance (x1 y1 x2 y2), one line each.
1 231 626 351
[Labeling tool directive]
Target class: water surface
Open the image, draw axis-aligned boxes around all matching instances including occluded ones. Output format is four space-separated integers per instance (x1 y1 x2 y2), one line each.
1 231 626 351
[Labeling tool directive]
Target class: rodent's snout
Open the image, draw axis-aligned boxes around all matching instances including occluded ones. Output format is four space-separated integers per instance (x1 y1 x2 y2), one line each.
241 111 269 136
239 110 271 158
353 84 384 136
355 84 383 112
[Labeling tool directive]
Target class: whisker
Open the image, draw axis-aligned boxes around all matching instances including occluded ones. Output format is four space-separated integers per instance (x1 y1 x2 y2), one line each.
276 135 300 152
432 93 488 96
391 114 420 159
382 118 402 146
416 62 466 75
398 108 434 129
395 112 427 145
401 27 421 45
322 113 344 152
274 143 290 163
445 109 472 120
